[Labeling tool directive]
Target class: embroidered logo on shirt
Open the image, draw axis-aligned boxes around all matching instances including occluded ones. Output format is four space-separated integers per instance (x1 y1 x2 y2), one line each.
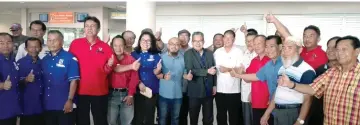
13 62 19 70
56 59 65 67
147 55 155 61
96 47 104 53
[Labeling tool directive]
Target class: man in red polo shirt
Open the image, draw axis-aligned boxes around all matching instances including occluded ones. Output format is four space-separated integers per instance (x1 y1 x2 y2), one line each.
245 35 271 125
69 16 115 125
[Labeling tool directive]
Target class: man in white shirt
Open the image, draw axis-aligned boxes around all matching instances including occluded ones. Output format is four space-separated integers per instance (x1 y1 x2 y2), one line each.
16 20 49 61
214 30 244 125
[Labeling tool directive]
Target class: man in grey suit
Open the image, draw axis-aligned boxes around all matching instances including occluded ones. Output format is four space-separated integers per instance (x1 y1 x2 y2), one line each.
184 31 217 125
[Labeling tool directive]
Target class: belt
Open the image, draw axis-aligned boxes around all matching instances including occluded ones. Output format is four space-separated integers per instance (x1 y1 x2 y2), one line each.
275 104 302 109
111 88 127 92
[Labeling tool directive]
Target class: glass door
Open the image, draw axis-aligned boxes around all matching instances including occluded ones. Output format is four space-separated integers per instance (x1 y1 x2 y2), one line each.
45 27 84 51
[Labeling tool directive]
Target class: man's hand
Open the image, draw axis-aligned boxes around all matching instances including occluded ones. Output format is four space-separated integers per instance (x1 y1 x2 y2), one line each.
25 69 35 83
185 70 193 81
123 96 134 106
139 82 146 92
164 71 171 80
234 64 245 74
107 55 115 67
3 75 12 90
219 66 230 73
265 12 278 23
278 73 294 88
155 59 162 73
240 22 247 33
230 69 237 77
207 66 216 75
212 87 217 96
155 28 162 40
260 113 270 125
63 99 73 113
132 58 141 71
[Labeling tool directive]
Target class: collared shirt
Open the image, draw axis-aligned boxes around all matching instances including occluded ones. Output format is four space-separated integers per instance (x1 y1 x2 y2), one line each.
69 38 114 96
17 55 43 115
110 54 139 96
240 47 257 102
246 55 271 108
214 46 243 93
0 54 21 119
256 56 283 100
310 63 360 125
16 42 49 62
131 51 161 94
159 53 185 99
42 49 80 111
275 58 315 104
300 46 328 70
195 49 212 96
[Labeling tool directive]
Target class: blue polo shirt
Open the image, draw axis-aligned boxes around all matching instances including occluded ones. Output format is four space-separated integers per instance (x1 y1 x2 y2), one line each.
159 53 185 99
18 55 43 115
41 49 80 111
256 56 283 100
131 51 161 94
0 54 21 120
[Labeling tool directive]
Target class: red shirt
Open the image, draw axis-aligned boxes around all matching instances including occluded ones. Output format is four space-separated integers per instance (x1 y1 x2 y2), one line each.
69 38 115 96
110 54 139 96
246 56 271 109
300 46 328 70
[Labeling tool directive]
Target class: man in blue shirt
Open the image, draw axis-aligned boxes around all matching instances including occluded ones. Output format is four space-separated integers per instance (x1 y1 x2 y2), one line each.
18 37 44 125
231 35 283 125
42 30 79 125
0 32 21 125
157 37 191 125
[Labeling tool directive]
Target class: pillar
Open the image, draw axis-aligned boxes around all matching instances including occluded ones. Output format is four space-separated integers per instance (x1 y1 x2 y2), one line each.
20 8 28 35
126 0 156 40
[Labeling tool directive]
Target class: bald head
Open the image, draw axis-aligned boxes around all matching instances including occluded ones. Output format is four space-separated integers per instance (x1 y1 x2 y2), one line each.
167 37 181 55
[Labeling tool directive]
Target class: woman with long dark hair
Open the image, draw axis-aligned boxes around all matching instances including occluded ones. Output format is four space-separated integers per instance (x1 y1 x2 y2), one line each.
132 32 161 125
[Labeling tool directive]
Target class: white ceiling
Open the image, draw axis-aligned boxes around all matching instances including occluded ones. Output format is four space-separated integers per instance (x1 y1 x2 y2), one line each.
0 2 126 9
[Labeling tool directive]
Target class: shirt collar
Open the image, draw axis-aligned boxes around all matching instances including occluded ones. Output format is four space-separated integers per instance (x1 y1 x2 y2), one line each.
272 56 282 65
0 53 15 61
48 48 65 57
167 52 181 59
24 54 40 63
335 62 360 72
292 57 304 67
303 46 322 53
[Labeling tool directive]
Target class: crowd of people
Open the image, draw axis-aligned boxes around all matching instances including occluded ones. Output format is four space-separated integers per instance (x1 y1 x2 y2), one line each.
0 12 359 125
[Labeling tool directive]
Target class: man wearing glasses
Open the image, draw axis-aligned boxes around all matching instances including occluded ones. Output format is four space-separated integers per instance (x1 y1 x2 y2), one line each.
9 23 28 56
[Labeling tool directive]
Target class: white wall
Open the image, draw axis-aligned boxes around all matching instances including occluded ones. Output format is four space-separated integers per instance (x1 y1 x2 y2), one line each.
0 9 21 34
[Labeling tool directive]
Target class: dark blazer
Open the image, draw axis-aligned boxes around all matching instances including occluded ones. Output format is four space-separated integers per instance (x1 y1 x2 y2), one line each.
184 48 216 98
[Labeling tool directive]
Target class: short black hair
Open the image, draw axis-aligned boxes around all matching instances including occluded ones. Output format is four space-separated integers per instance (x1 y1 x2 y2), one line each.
335 35 360 49
246 32 257 37
247 28 258 35
224 30 236 38
178 29 191 38
213 33 223 40
266 35 282 45
0 32 13 42
121 30 136 39
25 37 42 48
134 31 161 54
304 25 321 37
84 16 101 30
255 34 266 40
191 31 204 41
110 35 126 47
327 36 341 46
29 20 46 31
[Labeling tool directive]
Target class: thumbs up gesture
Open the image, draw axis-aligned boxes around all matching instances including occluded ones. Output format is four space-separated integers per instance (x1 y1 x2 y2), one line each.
155 28 162 40
164 71 171 80
240 22 247 33
185 70 193 81
207 66 217 75
155 59 162 72
4 75 12 90
278 73 294 88
107 55 115 67
25 69 35 83
132 58 141 71
265 11 277 23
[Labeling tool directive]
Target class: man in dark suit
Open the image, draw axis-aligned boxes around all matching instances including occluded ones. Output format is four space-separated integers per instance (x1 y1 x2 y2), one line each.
184 31 216 125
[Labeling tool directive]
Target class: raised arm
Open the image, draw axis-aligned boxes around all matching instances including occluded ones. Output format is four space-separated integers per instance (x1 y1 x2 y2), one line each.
265 13 291 38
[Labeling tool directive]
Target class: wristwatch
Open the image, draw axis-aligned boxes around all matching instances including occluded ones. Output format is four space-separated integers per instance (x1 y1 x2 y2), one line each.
297 118 304 125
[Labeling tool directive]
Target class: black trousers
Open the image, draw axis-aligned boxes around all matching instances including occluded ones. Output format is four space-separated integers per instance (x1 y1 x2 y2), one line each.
189 96 213 125
0 117 17 125
77 95 108 125
134 93 158 125
20 114 45 125
179 93 189 125
44 110 76 125
252 108 274 125
307 97 324 125
215 93 242 125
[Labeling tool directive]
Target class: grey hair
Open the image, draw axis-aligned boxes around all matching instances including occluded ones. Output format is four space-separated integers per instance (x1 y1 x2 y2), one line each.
191 31 204 41
47 30 64 41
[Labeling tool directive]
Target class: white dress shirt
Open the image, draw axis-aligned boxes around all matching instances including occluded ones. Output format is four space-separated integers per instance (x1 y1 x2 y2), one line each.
214 46 244 94
239 47 257 102
15 42 49 61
